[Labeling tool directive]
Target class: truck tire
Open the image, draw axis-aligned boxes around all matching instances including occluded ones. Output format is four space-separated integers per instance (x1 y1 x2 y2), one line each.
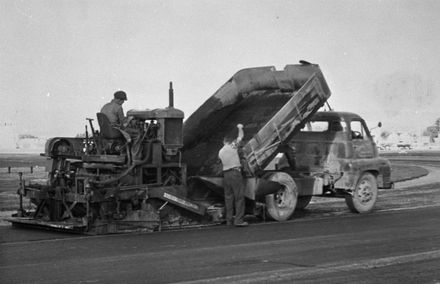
265 172 298 221
296 196 312 210
345 172 378 213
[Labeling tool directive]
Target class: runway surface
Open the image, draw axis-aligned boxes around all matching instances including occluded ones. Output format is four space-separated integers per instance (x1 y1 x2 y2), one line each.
0 158 439 283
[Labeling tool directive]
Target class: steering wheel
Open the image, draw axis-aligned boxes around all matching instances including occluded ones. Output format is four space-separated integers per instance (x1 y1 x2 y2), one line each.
352 131 363 139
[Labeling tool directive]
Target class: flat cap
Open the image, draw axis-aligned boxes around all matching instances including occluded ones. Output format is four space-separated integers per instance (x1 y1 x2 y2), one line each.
114 90 127 101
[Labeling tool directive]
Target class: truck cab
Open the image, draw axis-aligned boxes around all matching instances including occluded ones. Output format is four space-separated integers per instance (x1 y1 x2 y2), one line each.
277 111 392 214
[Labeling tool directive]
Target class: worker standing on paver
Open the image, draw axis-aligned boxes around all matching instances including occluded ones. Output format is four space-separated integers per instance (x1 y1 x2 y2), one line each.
218 123 248 227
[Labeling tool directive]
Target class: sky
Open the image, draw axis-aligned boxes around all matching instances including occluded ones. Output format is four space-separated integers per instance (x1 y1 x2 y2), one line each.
1 0 439 149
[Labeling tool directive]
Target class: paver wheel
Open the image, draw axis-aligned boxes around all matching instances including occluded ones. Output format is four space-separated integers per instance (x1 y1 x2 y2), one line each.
296 195 312 210
345 172 378 213
265 172 298 221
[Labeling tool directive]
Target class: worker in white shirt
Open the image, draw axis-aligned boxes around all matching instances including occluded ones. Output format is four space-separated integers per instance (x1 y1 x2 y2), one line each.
218 123 248 227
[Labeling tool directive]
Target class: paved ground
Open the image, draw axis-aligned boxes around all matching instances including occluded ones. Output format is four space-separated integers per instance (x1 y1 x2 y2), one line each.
0 157 439 283
1 205 439 283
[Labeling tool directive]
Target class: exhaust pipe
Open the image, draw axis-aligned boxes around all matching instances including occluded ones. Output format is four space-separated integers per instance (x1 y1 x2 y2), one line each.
169 81 174 108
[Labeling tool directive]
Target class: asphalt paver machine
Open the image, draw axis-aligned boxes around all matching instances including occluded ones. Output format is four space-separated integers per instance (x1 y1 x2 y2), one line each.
8 61 331 233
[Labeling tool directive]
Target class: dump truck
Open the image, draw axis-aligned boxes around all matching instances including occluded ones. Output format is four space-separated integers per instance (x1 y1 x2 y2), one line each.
7 61 392 234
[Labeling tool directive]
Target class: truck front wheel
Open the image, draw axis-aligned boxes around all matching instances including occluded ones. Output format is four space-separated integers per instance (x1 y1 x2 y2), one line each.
265 172 298 221
345 172 378 213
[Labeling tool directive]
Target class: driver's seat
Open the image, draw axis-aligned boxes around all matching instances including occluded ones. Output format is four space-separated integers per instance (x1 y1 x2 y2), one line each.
96 113 131 143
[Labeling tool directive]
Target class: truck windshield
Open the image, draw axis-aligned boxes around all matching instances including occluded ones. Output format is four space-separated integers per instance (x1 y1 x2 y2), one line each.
351 120 369 140
301 121 347 133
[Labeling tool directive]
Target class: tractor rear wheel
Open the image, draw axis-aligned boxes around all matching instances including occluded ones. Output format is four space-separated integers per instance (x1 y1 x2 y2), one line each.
345 172 378 213
265 172 298 221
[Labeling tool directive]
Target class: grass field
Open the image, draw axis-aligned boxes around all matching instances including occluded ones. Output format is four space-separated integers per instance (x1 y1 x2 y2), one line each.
0 154 432 212
0 154 50 168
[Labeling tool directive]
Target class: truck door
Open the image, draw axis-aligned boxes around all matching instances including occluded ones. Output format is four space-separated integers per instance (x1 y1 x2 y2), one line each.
350 119 375 159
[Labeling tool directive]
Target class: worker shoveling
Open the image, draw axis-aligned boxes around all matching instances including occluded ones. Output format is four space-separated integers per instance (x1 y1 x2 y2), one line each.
6 61 392 234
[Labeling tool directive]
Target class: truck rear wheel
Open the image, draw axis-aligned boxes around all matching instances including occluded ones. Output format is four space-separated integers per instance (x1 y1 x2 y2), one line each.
265 172 298 221
345 172 378 213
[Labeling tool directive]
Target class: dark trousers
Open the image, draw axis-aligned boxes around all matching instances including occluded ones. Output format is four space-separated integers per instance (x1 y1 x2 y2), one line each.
223 170 245 224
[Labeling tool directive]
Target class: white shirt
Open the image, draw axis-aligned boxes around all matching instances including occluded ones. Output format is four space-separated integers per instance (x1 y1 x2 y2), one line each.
218 141 241 171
